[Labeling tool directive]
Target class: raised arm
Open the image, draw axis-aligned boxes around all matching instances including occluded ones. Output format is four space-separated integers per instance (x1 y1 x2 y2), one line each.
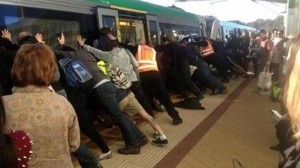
76 35 111 61
1 29 12 42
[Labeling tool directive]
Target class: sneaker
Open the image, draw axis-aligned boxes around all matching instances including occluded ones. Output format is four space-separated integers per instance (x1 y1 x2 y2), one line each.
153 132 160 139
139 136 149 147
98 151 112 160
152 137 168 147
172 118 183 125
117 146 140 155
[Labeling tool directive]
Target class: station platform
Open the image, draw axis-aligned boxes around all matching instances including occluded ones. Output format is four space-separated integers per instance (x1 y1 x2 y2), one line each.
73 77 281 168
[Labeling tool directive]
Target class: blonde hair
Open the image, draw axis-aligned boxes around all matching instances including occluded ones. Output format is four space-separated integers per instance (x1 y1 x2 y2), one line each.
284 32 300 140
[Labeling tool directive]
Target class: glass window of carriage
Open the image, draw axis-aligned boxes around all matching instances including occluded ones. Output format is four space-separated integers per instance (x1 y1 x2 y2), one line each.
102 15 116 37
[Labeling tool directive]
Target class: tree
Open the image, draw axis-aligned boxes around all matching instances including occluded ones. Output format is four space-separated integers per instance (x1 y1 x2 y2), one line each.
247 15 284 32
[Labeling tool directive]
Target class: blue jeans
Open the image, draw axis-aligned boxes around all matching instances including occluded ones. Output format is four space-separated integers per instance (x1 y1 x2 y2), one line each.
93 81 144 146
72 142 100 168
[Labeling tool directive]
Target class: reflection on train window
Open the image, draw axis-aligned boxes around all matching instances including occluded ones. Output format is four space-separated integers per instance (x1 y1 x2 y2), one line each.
199 23 205 37
5 18 79 47
0 4 19 29
102 15 116 35
149 20 158 46
119 18 145 45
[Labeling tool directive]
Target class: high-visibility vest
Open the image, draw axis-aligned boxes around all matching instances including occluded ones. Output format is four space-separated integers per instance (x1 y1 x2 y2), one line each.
201 39 215 57
135 45 158 73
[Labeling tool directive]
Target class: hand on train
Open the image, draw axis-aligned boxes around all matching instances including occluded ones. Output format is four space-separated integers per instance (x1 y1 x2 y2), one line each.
1 29 12 42
35 33 45 44
57 33 65 46
76 35 85 47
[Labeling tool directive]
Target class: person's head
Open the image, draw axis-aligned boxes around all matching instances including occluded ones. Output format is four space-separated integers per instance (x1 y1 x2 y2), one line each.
283 32 300 140
266 31 272 39
99 27 115 40
259 29 267 39
17 31 37 45
12 43 57 87
107 40 119 51
277 30 284 38
179 37 189 46
161 37 171 46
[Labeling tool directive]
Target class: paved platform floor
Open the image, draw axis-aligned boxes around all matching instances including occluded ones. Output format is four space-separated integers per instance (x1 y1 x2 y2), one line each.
73 77 281 168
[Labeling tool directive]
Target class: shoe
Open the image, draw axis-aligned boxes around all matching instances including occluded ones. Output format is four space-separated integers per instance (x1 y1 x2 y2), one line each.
209 90 219 95
172 118 183 125
195 94 204 100
117 146 140 155
139 136 149 147
153 132 160 139
98 151 112 160
152 137 168 147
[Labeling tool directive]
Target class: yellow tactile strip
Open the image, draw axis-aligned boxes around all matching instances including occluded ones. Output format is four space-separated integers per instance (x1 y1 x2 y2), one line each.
73 78 245 168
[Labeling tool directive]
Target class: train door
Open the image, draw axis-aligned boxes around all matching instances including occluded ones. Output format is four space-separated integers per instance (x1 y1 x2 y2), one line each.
96 7 120 41
146 15 160 46
118 17 146 45
210 18 220 40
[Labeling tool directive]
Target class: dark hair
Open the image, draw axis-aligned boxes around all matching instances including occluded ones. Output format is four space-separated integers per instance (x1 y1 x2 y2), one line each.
0 83 18 168
18 35 38 46
107 40 119 51
99 27 111 36
259 29 266 34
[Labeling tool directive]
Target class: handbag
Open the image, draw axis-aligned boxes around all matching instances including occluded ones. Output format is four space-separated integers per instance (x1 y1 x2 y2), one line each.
257 64 272 90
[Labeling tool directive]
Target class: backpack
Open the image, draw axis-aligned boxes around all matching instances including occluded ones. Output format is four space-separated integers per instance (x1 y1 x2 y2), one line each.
97 60 132 89
59 58 93 88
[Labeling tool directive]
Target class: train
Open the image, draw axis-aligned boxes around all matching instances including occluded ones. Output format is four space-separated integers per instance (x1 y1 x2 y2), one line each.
0 0 255 47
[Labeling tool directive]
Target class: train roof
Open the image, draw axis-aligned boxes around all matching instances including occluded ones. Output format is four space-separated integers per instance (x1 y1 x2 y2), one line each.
85 0 200 26
220 21 257 31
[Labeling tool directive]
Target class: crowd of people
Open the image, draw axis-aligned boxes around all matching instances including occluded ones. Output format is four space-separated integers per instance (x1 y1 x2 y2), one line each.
0 25 299 168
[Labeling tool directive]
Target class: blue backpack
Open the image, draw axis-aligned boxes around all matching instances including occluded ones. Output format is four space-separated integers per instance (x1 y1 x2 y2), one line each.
59 58 93 88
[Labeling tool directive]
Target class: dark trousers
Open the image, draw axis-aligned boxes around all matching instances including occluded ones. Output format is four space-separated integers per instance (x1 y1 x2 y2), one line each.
192 68 225 91
203 54 229 81
140 70 181 121
270 63 281 82
131 81 155 117
179 61 202 97
93 82 145 146
73 141 100 168
65 88 110 153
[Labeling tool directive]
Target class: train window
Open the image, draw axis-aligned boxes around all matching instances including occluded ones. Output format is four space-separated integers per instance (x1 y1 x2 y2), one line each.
102 15 116 36
119 18 145 45
0 4 20 29
0 5 97 47
149 20 158 46
199 23 205 37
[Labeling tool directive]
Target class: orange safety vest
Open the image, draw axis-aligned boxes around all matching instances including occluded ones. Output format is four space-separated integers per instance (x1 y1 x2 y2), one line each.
135 45 158 73
201 39 215 57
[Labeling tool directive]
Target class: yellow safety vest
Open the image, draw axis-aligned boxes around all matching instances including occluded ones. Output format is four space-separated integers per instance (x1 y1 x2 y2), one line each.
135 45 158 73
201 40 215 57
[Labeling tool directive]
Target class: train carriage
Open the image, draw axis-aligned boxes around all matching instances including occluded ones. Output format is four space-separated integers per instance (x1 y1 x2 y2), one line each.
0 0 206 47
